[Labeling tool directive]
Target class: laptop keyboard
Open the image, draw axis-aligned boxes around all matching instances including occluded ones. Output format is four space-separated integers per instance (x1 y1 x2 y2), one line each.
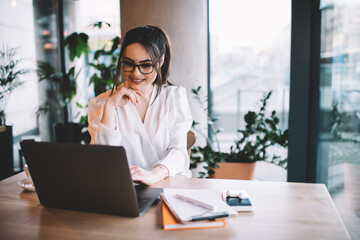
137 198 152 209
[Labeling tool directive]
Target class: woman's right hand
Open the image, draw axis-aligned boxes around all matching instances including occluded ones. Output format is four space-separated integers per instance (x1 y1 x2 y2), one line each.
106 82 142 108
100 82 142 130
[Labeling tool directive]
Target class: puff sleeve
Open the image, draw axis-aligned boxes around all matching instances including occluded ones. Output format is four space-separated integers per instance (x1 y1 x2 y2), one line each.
87 90 122 146
158 86 193 177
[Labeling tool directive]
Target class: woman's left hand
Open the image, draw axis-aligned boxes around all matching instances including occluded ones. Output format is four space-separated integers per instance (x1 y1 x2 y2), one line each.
130 165 167 186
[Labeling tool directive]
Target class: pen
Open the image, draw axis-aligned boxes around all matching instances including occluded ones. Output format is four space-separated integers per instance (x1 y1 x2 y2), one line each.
175 193 215 210
190 211 229 221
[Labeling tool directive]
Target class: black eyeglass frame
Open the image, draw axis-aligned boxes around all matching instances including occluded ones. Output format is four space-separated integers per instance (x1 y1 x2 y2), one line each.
120 60 156 74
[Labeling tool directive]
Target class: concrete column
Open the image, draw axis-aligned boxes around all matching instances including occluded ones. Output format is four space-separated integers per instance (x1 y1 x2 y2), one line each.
120 0 208 138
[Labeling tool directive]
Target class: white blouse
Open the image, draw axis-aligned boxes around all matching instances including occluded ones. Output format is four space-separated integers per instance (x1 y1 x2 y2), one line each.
87 85 193 177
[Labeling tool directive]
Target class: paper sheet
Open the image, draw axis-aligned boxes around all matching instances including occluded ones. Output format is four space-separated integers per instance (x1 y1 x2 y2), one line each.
162 188 237 222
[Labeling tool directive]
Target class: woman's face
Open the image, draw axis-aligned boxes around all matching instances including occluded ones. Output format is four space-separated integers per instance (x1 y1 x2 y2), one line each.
121 43 157 94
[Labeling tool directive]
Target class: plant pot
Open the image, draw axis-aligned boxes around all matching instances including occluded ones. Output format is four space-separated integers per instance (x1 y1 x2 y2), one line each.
0 125 14 180
54 122 83 143
209 162 256 180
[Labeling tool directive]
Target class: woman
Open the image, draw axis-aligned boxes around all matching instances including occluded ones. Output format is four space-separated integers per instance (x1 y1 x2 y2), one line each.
88 25 193 186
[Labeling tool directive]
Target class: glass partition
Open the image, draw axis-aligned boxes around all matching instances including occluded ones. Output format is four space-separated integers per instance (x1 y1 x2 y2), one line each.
209 0 291 180
318 0 360 192
317 0 360 196
317 1 360 237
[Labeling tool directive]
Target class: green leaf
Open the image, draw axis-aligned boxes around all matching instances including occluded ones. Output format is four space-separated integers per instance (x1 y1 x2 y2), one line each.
91 21 111 29
94 49 107 60
64 32 89 61
110 36 120 53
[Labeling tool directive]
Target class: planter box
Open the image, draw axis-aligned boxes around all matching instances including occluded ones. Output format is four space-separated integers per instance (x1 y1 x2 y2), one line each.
0 125 14 180
210 162 256 180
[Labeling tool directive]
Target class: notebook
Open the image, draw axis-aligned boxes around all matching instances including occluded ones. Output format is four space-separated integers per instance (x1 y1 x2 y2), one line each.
161 188 237 222
161 199 226 230
20 141 162 217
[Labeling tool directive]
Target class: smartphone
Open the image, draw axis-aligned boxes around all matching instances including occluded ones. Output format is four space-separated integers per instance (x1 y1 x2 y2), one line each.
221 190 253 211
225 196 252 207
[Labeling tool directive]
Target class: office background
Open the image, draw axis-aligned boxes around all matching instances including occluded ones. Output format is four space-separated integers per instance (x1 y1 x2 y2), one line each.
0 0 359 238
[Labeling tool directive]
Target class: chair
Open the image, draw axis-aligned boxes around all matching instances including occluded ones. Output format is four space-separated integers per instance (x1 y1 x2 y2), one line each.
187 131 196 157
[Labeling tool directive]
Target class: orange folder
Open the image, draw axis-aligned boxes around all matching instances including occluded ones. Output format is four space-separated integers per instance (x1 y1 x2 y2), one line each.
161 199 226 231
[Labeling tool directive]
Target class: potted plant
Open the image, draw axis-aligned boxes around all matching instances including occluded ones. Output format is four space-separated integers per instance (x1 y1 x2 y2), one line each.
36 61 81 143
212 91 288 179
190 87 288 180
64 21 120 143
35 21 119 144
0 44 29 179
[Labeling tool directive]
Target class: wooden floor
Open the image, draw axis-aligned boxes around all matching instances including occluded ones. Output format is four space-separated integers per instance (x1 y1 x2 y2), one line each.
331 163 360 240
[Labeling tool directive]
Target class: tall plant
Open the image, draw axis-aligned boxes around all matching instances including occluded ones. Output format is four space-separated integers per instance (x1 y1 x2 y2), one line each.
89 35 120 96
36 61 79 124
0 44 28 125
63 21 120 143
64 21 119 96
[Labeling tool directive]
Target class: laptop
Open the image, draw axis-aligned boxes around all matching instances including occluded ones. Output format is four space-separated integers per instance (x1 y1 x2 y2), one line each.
20 141 162 217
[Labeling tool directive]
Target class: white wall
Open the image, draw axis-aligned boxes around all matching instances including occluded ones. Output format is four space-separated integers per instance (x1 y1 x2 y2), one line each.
0 0 38 136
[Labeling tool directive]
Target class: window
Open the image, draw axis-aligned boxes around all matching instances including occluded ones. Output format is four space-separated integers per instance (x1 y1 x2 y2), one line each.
317 0 360 193
0 0 38 136
209 0 291 180
70 0 120 121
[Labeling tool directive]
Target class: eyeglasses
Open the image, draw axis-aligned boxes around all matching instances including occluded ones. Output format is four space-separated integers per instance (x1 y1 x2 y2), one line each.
120 60 155 74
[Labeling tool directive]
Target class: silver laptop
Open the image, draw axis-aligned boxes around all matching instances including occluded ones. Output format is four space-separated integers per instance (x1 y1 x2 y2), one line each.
20 141 162 217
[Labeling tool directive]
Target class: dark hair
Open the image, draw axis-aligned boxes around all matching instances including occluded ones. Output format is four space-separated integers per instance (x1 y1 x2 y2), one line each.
112 25 172 99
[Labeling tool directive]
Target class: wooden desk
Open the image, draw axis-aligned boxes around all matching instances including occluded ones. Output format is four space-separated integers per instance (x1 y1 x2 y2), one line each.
0 172 350 239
